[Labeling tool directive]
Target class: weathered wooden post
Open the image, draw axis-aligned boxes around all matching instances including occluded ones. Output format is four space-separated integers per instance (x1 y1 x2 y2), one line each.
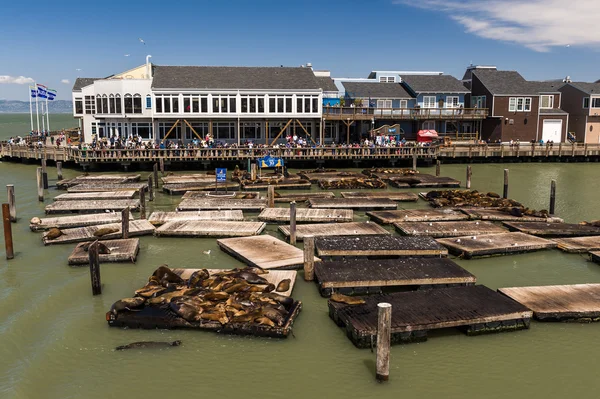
2 203 14 259
466 165 472 189
435 160 440 177
153 163 159 188
376 302 392 382
503 169 509 199
247 158 251 173
289 201 297 245
303 235 315 281
251 163 257 181
139 188 146 219
41 159 48 189
7 185 16 222
36 167 44 202
412 151 417 171
89 240 102 295
267 185 275 208
549 180 556 215
56 161 63 181
148 176 154 201
159 158 165 175
121 207 130 239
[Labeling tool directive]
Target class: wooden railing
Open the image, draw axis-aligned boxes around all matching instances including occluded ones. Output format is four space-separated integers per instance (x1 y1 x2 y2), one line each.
323 107 488 120
437 143 600 159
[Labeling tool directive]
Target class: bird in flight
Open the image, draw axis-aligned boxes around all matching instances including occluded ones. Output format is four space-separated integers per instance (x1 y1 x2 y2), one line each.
124 54 130 57
75 68 82 71
139 38 145 45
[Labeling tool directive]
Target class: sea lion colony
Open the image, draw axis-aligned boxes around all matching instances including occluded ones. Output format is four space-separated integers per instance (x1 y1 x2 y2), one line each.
362 168 419 176
318 178 386 190
109 265 295 329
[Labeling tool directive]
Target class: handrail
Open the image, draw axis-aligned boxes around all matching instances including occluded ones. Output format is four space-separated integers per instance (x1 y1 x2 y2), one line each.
323 107 488 119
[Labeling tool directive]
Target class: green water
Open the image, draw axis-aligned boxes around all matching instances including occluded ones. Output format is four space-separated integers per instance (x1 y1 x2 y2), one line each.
0 114 77 139
2 114 600 399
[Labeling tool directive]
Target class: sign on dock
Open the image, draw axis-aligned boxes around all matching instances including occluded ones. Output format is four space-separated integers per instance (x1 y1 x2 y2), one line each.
216 168 227 182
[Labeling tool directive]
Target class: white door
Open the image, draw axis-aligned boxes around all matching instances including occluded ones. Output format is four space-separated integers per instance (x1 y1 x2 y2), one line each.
542 120 562 142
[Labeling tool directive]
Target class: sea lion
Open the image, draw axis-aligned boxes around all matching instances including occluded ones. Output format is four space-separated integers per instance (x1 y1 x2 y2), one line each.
30 217 42 225
330 293 365 306
243 266 269 275
265 292 294 308
45 228 64 240
235 271 269 285
260 307 286 326
487 192 501 198
254 316 275 327
204 291 229 301
169 301 202 322
200 311 229 325
152 265 184 286
135 284 166 298
81 241 111 254
276 279 291 292
93 227 119 237
262 283 276 293
187 269 210 288
115 340 181 351
110 297 145 314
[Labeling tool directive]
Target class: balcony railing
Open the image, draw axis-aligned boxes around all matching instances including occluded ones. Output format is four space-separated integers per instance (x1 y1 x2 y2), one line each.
323 107 488 120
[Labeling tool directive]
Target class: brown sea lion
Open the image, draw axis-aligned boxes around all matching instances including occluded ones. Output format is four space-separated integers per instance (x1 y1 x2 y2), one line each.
110 297 145 314
45 228 64 240
81 241 111 254
254 316 275 327
262 283 276 293
261 307 286 326
265 292 294 308
135 284 166 298
187 269 210 288
235 271 269 285
276 279 291 292
487 192 501 198
169 301 202 322
200 311 229 325
330 293 365 305
204 291 229 301
116 340 181 351
93 227 119 237
152 265 184 286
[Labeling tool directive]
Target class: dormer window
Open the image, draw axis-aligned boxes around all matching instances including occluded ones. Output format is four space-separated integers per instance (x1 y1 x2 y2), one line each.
540 95 554 109
379 76 395 83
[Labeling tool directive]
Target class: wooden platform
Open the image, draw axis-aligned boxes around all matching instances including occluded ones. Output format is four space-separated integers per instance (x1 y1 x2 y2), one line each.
54 191 137 201
163 182 240 195
182 191 259 199
437 232 557 259
217 235 321 270
67 238 140 265
590 251 600 264
395 221 506 238
274 192 335 203
148 210 244 225
503 222 600 237
240 179 312 190
389 174 461 188
161 174 213 184
314 257 476 296
155 221 266 237
67 183 148 193
177 198 267 211
328 285 532 348
258 208 353 223
29 212 132 231
315 235 448 258
367 209 470 224
340 192 419 202
498 284 600 321
308 198 397 211
42 220 155 245
279 222 389 241
552 236 600 253
461 208 564 223
45 199 141 214
57 174 141 189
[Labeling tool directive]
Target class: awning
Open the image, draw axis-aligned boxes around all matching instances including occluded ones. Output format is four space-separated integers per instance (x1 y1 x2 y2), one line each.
417 130 439 138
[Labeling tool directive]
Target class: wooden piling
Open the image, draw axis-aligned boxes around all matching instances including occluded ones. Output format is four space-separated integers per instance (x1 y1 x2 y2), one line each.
289 201 297 245
267 186 275 208
121 207 130 239
159 158 165 175
376 302 392 382
7 185 16 222
435 160 440 177
251 163 257 181
549 180 556 215
153 163 159 188
41 159 49 189
56 161 63 181
89 240 102 295
148 176 154 201
303 235 315 281
139 189 146 219
466 165 472 189
36 167 44 202
2 203 14 259
503 169 509 199
412 152 417 171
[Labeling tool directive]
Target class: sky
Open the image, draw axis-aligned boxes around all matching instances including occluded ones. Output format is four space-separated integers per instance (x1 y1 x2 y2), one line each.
1 0 600 100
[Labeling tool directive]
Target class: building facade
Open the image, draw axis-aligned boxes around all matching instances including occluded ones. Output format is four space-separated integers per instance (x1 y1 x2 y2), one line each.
558 82 600 143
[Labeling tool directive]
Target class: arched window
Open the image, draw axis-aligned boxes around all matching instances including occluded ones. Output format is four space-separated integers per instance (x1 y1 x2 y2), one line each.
133 94 142 114
96 95 102 114
115 94 122 113
101 95 108 114
109 94 115 114
145 95 152 110
124 94 133 114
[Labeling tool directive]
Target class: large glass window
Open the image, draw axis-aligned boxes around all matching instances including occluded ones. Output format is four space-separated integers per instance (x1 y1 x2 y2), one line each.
241 122 261 140
96 96 102 113
446 96 459 108
85 96 95 114
540 95 554 109
109 95 115 114
124 94 133 113
75 98 83 114
214 122 235 140
183 96 191 113
509 97 532 112
131 122 152 139
171 96 178 113
155 95 163 113
423 96 437 108
592 98 600 108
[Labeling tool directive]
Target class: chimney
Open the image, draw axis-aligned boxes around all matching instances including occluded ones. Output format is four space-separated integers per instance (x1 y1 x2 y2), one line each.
146 55 153 79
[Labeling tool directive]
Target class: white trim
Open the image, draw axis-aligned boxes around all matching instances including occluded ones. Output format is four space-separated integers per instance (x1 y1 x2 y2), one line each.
423 96 437 109
540 95 554 109
583 97 590 109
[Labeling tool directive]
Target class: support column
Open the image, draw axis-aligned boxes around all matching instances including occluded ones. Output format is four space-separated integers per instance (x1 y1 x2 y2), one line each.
7 185 16 222
376 302 392 382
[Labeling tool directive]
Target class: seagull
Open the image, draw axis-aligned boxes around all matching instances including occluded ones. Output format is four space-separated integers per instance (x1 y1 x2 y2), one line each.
203 250 211 255
75 68 82 71
566 44 570 48
139 38 146 45
124 54 130 57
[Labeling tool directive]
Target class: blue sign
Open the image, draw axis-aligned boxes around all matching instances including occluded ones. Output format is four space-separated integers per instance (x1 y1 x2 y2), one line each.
388 128 396 133
216 168 227 182
259 156 284 168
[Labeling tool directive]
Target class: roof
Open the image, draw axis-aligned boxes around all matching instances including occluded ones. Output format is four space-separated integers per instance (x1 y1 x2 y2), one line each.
567 82 600 95
540 108 568 115
151 66 322 90
472 70 563 96
72 78 100 92
342 82 413 99
461 66 497 81
401 75 469 94
527 81 563 93
316 76 338 92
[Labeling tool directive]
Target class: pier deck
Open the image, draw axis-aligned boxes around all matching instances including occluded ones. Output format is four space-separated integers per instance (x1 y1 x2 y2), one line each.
503 221 600 237
67 238 140 265
461 208 564 223
217 235 321 270
367 209 470 224
308 198 397 211
274 192 335 203
328 285 532 348
258 208 353 223
29 212 131 231
42 220 155 245
163 182 240 195
498 284 600 321
340 192 419 202
177 198 267 211
437 232 557 258
54 191 137 201
279 222 388 241
45 199 140 214
148 210 244 225
66 183 148 193
590 251 600 264
552 236 600 253
299 171 364 183
389 174 460 188
155 220 266 237
314 257 476 296
240 179 312 190
182 191 259 199
395 221 506 238
57 174 141 189
161 174 213 184
315 235 448 258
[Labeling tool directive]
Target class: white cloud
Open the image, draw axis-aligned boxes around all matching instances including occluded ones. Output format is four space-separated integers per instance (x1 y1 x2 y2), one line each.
395 0 600 52
0 75 35 84
61 79 70 84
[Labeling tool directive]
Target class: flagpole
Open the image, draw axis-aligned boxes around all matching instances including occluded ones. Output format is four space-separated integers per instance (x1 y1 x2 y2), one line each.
29 86 34 132
46 94 50 132
35 83 40 133
41 100 46 133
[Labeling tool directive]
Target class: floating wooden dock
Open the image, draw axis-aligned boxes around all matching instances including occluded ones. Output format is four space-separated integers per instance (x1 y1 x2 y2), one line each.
241 179 312 190
161 174 213 184
340 192 419 202
218 235 321 270
279 222 389 241
498 284 600 321
367 209 470 224
328 285 532 348
502 221 600 237
436 232 557 259
314 257 475 296
54 191 137 201
148 210 244 225
274 192 335 203
42 220 155 245
315 235 448 258
552 236 600 253
45 199 141 214
461 208 564 223
177 198 267 211
155 220 266 237
308 198 397 211
57 174 141 189
67 183 148 193
395 221 506 238
590 251 600 264
298 171 364 183
163 182 240 195
67 238 140 265
389 174 460 188
182 191 259 199
258 208 353 223
29 212 131 231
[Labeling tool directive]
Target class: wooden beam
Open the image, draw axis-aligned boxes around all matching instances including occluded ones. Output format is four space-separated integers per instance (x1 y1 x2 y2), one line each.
270 119 293 146
295 119 317 145
265 120 269 145
183 119 202 140
162 119 180 142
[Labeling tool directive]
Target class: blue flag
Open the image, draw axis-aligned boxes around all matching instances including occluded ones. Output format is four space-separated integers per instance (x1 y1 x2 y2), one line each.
30 88 37 98
47 90 56 101
37 86 47 99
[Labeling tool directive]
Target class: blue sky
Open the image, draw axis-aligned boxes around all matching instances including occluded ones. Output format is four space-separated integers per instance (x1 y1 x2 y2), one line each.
1 0 599 100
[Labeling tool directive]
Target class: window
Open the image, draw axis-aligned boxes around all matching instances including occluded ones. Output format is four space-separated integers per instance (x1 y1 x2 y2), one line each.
74 98 83 114
584 98 590 108
445 121 458 133
509 97 532 112
241 122 262 140
423 96 437 108
592 98 600 108
423 121 435 130
540 95 554 109
214 122 235 140
400 100 408 108
171 96 179 113
376 100 392 108
115 94 122 113
155 95 163 113
124 94 133 113
133 94 142 114
146 96 152 109
446 96 459 108
131 122 152 139
183 96 191 113
85 96 95 114
96 95 102 114
379 76 395 83
472 96 486 109
524 98 531 111
109 95 115 114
